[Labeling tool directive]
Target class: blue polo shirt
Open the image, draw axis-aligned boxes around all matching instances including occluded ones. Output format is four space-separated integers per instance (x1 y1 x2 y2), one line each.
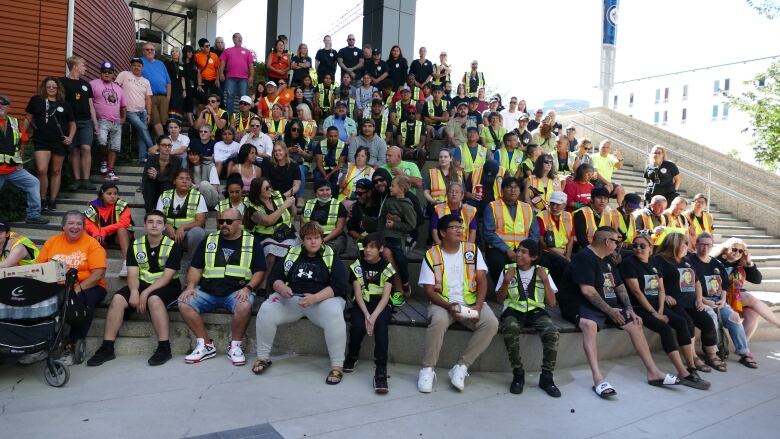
141 58 171 95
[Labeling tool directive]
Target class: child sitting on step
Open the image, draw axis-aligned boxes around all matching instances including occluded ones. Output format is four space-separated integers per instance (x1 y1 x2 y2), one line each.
84 182 133 277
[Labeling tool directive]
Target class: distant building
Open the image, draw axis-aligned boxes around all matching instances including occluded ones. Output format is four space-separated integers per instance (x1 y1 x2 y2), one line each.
543 99 591 114
609 56 779 163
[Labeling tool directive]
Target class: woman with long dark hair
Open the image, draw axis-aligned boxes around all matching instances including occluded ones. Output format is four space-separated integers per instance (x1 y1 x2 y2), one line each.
386 45 408 90
283 118 312 201
182 45 198 125
266 39 291 83
563 163 594 212
243 176 297 273
525 153 560 211
25 77 75 211
229 143 262 193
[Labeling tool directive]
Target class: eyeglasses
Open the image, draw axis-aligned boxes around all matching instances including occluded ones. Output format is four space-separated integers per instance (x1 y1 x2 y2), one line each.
729 247 745 254
216 219 238 225
543 160 553 164
536 111 543 115
632 243 648 250
251 124 261 128
143 48 155 52
159 143 172 147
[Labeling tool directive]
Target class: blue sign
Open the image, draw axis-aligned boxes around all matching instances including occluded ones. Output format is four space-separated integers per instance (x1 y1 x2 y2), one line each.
602 0 618 46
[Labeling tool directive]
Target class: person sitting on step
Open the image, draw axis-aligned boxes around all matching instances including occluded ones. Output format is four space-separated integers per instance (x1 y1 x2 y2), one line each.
84 182 133 277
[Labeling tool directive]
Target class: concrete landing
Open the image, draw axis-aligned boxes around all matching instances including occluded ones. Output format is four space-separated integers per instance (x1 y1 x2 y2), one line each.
1 343 779 439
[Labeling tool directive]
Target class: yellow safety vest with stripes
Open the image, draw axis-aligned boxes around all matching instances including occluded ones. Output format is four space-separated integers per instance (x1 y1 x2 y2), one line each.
2 232 39 266
536 210 572 249
426 100 448 118
434 203 477 241
459 143 488 175
216 197 246 214
502 263 548 313
205 108 228 139
339 164 373 201
84 200 128 228
496 148 522 177
202 231 255 280
575 206 616 243
244 191 292 235
488 200 534 246
400 121 423 146
350 260 396 302
394 99 418 116
264 118 286 137
481 126 506 152
462 71 485 97
424 242 479 305
303 198 341 234
160 188 202 228
612 209 637 245
0 116 22 165
471 165 505 201
528 176 554 210
319 139 345 172
685 210 713 236
132 235 177 284
428 168 449 203
283 245 334 283
317 82 338 109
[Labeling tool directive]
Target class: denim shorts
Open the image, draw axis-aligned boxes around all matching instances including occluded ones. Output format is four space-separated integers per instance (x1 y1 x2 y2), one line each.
180 287 255 314
72 119 94 147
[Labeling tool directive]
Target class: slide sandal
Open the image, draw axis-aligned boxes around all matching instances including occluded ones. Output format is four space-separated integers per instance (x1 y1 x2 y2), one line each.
593 382 617 398
648 373 680 387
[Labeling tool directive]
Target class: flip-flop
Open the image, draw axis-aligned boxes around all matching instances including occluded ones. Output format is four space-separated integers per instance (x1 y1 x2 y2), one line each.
593 381 617 398
648 373 680 387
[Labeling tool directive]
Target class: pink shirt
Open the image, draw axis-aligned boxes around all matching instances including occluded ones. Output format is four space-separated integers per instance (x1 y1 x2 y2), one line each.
89 79 126 122
115 71 152 112
220 46 254 79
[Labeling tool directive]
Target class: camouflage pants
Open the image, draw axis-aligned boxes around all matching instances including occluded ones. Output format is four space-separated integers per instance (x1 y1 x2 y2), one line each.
501 308 560 373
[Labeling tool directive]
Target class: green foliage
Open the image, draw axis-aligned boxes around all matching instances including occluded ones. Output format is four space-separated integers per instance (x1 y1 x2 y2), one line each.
252 62 268 91
746 0 780 18
727 60 780 170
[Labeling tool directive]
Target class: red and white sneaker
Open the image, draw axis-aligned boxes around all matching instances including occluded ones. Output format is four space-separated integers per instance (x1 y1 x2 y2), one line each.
227 344 246 366
184 340 216 364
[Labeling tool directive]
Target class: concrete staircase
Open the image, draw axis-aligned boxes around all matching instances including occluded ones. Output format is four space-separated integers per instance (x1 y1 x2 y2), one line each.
9 139 780 372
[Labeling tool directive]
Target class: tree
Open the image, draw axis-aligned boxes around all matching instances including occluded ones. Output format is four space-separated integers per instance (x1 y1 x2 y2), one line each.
728 60 780 170
747 0 780 18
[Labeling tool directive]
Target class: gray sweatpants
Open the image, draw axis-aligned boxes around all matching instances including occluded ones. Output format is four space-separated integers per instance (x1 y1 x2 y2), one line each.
255 293 347 367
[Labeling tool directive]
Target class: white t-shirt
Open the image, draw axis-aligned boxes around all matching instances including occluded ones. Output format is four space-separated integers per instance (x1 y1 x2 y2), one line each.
239 132 274 158
156 191 208 215
500 109 519 131
496 266 558 311
170 134 190 159
418 244 487 305
214 140 240 163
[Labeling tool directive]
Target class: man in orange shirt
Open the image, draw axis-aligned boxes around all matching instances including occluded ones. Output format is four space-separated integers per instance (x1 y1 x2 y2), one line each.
194 38 221 106
36 210 107 366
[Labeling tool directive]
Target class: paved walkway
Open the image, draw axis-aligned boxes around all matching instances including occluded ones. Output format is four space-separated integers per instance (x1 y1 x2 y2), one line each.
1 343 779 439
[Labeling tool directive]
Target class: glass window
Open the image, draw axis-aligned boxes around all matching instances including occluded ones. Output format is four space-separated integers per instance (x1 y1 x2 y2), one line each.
724 78 730 91
681 108 687 123
712 105 718 119
654 111 660 125
682 85 688 100
655 89 660 104
664 87 670 101
722 103 729 119
713 80 720 93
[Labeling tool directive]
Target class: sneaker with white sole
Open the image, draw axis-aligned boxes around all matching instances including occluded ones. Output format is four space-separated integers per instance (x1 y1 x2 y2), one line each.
59 350 74 367
417 367 436 393
119 261 128 278
448 364 469 391
17 350 48 365
99 161 108 174
185 340 216 364
227 344 246 366
106 169 119 181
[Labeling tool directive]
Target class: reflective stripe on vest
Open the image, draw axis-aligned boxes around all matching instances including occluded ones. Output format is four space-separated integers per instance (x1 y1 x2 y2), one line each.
317 83 337 108
462 71 485 96
283 245 334 283
653 227 689 246
528 176 554 210
0 116 22 165
205 108 228 138
537 210 572 249
459 143 488 175
687 211 713 236
265 118 286 136
202 231 255 280
3 232 39 265
497 148 522 176
84 200 128 228
350 260 396 302
132 235 176 284
428 168 448 203
434 203 477 241
576 206 615 242
319 139 345 171
471 165 505 201
394 99 418 115
244 191 290 234
490 200 534 245
426 100 447 117
613 210 637 244
400 121 423 146
424 242 478 305
665 213 689 229
503 263 548 313
339 164 372 201
303 198 340 233
161 188 202 228
639 211 667 230
216 197 246 214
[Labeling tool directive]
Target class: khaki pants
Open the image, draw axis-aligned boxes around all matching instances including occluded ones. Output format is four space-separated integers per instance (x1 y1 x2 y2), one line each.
422 303 499 368
150 95 169 126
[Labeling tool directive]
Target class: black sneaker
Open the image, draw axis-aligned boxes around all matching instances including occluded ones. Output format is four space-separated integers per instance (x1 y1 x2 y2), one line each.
148 346 172 366
67 180 81 192
41 199 51 212
680 372 711 390
49 200 57 211
539 371 562 398
509 368 525 394
343 357 359 373
26 216 49 225
86 343 115 367
80 179 96 190
374 372 389 394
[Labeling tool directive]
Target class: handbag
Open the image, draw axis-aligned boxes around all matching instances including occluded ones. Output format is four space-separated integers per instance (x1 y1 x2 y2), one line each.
64 269 90 326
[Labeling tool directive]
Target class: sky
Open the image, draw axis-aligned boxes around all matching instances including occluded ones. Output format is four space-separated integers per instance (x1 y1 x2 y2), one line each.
219 0 780 109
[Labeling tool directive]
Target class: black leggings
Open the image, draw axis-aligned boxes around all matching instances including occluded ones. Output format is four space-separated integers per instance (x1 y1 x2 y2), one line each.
683 306 717 348
634 304 692 354
347 299 392 367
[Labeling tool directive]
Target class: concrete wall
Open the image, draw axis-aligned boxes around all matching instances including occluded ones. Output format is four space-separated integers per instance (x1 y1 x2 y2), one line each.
561 107 780 236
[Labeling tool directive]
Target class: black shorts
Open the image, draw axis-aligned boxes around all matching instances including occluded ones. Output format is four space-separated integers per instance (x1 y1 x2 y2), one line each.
34 140 68 156
563 303 634 330
592 180 622 198
72 119 94 147
114 282 181 316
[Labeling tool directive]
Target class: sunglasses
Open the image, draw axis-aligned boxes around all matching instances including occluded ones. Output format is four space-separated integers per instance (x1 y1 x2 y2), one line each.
543 160 553 164
373 178 386 183
208 100 218 103
290 127 299 132
217 219 238 225
730 247 745 254
632 243 648 250
607 238 622 244
240 102 250 105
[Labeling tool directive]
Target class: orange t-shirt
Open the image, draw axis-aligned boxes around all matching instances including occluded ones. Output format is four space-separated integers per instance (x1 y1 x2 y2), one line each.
194 51 221 81
36 233 107 289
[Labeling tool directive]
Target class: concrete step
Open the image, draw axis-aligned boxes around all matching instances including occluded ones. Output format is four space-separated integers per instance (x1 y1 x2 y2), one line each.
715 225 768 236
748 280 780 293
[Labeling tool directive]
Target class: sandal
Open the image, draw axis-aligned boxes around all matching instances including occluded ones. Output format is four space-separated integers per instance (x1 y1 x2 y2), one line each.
326 368 343 385
739 355 758 369
592 381 617 398
704 356 727 372
693 358 712 373
648 373 680 387
252 358 272 375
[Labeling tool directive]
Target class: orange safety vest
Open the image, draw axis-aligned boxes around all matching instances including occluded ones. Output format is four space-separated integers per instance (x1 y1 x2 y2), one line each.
528 175 555 210
576 206 616 243
489 200 534 246
537 210 573 249
434 203 477 241
471 165 505 200
638 210 667 231
428 168 449 203
424 242 478 305
665 212 689 229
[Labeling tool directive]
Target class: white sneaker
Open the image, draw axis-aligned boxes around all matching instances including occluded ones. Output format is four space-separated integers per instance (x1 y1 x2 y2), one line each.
448 364 469 391
106 170 119 181
99 161 108 174
417 367 436 393
17 350 48 365
227 344 246 366
184 340 216 364
59 350 74 367
119 261 128 278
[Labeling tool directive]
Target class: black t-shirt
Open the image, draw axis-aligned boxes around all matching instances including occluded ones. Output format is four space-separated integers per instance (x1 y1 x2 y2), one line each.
366 60 389 80
338 46 362 69
189 138 217 158
308 200 348 225
619 254 662 308
347 200 380 234
561 246 623 310
354 55 371 81
527 120 541 132
315 49 338 79
126 238 183 289
450 96 468 110
686 254 730 301
386 57 408 90
190 234 267 296
401 121 426 146
25 96 74 144
653 255 698 308
261 161 300 195
267 248 348 296
467 110 483 127
409 59 434 84
552 122 563 137
644 160 679 194
291 55 312 84
59 77 93 120
349 258 391 302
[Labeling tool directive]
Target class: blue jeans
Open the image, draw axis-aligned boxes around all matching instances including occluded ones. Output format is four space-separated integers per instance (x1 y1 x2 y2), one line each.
180 287 256 314
126 110 153 161
298 164 309 199
313 168 339 194
720 304 749 355
223 78 248 116
0 168 42 219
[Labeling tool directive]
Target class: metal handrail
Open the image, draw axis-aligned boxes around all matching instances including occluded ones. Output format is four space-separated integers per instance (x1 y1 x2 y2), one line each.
560 106 779 198
567 120 780 217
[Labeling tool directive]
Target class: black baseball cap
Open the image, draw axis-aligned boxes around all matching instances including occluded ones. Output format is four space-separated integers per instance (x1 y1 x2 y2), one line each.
0 220 9 232
0 95 10 106
130 57 143 65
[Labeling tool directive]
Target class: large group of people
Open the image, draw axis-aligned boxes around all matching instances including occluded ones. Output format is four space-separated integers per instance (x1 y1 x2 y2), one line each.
1 32 776 399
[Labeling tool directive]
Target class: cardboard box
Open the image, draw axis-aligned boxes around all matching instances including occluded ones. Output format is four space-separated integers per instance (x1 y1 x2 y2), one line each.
0 261 67 283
